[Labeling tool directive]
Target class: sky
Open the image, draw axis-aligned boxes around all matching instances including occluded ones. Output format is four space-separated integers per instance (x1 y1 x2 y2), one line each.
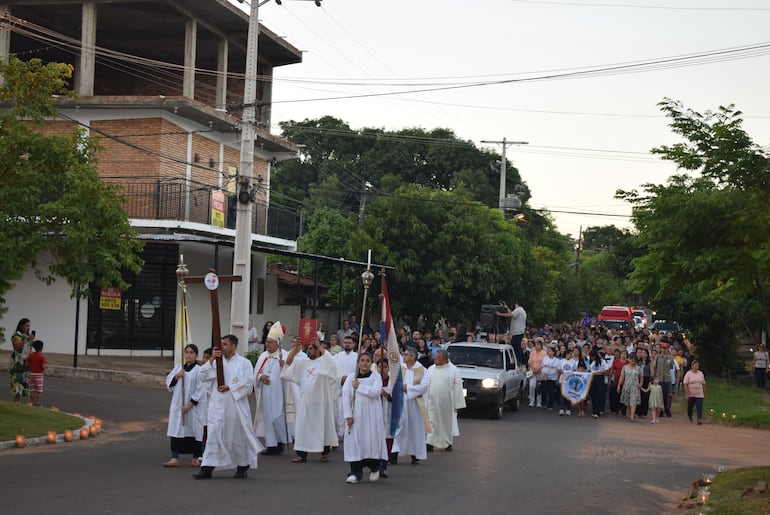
234 0 770 237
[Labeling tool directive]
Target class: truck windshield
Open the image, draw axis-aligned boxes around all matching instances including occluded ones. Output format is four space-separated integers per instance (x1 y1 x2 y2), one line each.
447 347 503 368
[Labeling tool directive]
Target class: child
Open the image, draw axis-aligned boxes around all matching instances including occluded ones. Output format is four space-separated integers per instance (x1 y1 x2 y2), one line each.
576 361 587 417
27 340 47 407
643 376 664 424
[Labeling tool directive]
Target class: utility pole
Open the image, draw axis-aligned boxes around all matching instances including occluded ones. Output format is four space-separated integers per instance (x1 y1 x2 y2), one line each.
358 180 368 226
230 0 262 355
575 225 583 275
480 137 528 213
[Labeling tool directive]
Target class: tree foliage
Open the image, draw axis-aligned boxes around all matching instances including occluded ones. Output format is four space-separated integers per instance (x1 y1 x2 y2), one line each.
0 57 144 337
618 98 770 371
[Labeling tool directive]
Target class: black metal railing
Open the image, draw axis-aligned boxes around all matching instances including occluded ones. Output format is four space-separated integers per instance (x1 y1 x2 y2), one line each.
109 178 299 240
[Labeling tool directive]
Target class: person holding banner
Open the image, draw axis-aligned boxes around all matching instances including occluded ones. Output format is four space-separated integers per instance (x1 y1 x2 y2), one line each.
558 348 580 416
164 344 205 468
588 348 610 419
617 353 642 422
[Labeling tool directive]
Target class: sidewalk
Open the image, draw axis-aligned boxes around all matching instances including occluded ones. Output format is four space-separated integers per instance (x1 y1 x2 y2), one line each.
0 350 172 387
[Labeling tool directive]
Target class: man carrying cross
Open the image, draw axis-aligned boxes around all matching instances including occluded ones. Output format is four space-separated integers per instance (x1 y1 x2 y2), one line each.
193 334 262 479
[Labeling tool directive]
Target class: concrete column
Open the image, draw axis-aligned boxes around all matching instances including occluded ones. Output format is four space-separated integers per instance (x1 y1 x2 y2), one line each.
183 19 197 99
77 2 96 96
216 38 228 111
0 5 11 66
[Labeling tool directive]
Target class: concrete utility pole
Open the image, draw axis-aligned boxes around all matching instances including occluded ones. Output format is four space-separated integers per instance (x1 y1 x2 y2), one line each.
230 0 262 355
480 137 528 213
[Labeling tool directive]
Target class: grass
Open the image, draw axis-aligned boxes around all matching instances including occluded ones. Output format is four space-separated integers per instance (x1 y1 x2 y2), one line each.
701 466 770 515
0 401 84 441
691 380 770 427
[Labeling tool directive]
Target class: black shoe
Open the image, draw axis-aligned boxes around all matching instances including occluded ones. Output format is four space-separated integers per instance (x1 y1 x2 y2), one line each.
446 445 453 452
410 455 419 465
665 411 672 418
233 466 249 479
276 443 285 454
426 444 434 452
261 447 278 456
193 466 214 480
379 470 388 478
389 453 398 465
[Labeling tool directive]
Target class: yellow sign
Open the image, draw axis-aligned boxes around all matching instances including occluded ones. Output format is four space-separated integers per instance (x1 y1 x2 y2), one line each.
99 287 122 310
211 190 225 229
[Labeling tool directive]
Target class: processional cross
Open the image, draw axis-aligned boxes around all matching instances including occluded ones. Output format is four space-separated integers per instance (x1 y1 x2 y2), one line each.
185 269 242 387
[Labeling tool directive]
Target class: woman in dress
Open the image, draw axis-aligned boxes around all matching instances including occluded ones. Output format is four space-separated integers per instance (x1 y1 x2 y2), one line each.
683 360 707 425
609 349 626 416
10 318 33 402
342 353 388 483
163 344 206 467
617 354 641 422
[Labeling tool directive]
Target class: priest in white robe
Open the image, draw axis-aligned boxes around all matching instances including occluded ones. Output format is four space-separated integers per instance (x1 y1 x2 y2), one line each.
194 335 262 479
253 321 289 455
426 349 465 451
335 335 359 437
342 353 388 483
282 336 340 463
392 347 430 464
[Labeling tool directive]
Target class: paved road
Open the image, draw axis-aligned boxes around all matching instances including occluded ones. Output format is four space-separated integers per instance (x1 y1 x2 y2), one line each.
0 374 760 515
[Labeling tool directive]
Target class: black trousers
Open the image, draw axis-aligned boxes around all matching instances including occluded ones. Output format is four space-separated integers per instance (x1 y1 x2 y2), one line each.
297 446 330 459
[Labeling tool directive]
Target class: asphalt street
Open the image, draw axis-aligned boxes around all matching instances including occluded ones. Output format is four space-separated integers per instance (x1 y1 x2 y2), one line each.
0 373 730 515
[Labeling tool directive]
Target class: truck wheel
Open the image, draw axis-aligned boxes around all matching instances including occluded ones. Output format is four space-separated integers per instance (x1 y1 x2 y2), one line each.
508 394 520 411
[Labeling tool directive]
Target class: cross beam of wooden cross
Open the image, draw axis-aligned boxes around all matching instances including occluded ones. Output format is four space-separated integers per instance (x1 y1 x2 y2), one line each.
186 269 242 387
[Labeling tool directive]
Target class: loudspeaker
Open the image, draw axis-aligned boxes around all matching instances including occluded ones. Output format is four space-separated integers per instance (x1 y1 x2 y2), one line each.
480 304 498 332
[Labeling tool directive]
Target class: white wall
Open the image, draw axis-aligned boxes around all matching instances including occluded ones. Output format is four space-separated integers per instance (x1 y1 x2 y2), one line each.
1 253 86 355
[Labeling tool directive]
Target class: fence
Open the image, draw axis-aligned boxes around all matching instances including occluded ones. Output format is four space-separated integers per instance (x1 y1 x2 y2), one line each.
110 178 299 240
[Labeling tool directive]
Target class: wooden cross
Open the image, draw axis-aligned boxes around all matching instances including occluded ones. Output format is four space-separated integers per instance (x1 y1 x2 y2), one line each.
186 269 242 387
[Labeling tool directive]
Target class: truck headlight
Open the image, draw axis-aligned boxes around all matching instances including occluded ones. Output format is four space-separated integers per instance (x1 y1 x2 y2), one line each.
481 378 499 389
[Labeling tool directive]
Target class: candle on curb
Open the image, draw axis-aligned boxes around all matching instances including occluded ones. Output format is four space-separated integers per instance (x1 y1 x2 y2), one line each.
15 435 26 448
64 430 74 442
47 432 57 444
89 425 98 436
79 428 89 440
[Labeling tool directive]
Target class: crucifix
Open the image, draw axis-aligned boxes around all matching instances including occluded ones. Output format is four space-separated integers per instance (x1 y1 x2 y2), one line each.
185 269 242 387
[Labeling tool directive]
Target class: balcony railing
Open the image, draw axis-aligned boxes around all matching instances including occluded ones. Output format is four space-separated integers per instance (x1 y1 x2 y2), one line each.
109 178 299 241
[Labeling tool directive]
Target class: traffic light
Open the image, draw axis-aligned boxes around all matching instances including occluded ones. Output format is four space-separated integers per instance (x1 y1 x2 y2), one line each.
226 194 237 229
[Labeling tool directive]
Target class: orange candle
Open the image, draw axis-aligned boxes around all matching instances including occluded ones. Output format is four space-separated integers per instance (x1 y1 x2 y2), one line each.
89 425 98 436
47 431 57 444
63 430 74 442
79 427 89 440
15 435 26 448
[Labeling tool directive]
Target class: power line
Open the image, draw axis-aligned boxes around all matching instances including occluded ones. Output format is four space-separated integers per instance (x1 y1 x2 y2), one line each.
508 0 770 11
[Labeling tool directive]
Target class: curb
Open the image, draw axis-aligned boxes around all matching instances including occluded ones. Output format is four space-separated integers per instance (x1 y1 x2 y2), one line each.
47 365 166 386
0 414 96 450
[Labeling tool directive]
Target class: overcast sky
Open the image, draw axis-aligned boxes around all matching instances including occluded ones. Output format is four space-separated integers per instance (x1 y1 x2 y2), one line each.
235 0 770 237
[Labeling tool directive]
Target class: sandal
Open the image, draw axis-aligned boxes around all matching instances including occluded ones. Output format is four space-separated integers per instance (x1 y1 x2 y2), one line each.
320 455 330 463
290 456 306 463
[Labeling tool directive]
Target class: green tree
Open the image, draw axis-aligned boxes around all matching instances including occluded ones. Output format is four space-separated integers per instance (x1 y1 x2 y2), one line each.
618 98 770 371
361 185 525 326
0 57 144 338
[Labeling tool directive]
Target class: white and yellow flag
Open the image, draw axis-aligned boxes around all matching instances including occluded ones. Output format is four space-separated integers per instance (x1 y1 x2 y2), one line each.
174 287 192 366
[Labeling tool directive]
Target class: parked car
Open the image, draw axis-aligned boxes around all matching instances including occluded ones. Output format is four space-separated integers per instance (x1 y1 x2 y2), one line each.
446 342 526 419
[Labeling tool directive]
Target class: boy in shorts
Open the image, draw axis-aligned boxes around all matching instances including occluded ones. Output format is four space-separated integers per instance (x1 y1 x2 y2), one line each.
27 340 47 406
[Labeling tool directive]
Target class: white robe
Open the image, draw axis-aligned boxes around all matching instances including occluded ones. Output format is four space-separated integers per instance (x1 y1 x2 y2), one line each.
200 354 262 469
165 363 205 440
426 363 465 448
342 372 388 462
335 350 359 436
281 350 340 452
393 362 430 460
252 349 289 447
